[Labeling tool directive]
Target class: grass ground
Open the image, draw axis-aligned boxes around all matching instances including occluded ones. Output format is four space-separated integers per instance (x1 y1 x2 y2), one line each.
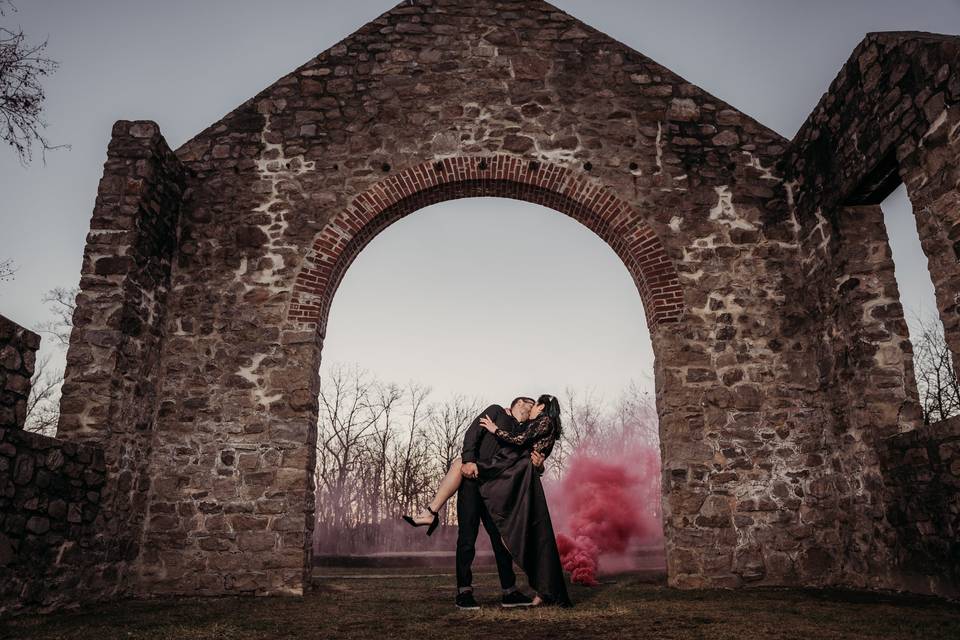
3 569 959 640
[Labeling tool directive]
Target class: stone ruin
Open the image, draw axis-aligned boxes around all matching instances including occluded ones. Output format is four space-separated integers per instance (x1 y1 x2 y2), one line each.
1 0 959 615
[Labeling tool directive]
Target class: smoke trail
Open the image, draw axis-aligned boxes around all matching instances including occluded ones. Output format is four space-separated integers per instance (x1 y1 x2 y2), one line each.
547 442 663 585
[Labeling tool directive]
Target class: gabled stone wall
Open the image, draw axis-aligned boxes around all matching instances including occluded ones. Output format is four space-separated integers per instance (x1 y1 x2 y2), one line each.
3 0 958 616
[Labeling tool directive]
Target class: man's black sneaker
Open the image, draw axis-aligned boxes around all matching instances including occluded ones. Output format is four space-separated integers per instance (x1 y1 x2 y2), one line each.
456 591 480 610
501 590 534 608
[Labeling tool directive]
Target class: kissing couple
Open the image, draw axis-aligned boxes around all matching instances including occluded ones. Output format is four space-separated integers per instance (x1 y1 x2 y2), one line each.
402 394 573 609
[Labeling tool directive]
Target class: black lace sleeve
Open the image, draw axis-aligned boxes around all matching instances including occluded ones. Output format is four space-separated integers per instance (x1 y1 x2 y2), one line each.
493 415 552 447
532 429 557 457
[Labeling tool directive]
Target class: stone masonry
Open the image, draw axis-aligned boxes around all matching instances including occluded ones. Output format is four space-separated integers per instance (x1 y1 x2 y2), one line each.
879 416 960 597
0 315 110 614
0 314 40 430
2 0 959 615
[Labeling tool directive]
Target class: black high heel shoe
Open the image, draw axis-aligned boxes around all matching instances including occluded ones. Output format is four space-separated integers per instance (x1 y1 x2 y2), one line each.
402 505 440 536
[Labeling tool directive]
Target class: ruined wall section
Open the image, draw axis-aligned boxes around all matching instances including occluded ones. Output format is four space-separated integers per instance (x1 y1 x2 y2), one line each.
0 427 107 615
783 32 960 596
56 120 186 598
785 32 960 373
879 415 960 598
0 316 110 615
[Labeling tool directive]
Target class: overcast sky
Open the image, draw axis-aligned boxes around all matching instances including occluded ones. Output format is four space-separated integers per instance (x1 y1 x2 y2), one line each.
0 1 956 409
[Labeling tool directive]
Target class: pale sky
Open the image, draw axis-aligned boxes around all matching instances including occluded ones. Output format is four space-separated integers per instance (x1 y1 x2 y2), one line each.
0 1 955 407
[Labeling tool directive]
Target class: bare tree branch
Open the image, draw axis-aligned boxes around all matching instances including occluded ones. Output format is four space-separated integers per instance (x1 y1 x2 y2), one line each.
35 285 78 347
0 257 17 284
23 351 62 436
905 306 960 425
0 0 69 165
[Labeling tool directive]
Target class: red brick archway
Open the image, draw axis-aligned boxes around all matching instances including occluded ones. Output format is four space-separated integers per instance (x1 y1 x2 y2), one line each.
287 155 683 336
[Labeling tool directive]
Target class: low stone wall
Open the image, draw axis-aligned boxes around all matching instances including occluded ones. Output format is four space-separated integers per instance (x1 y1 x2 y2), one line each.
0 314 40 430
0 427 107 614
880 417 960 598
0 315 113 615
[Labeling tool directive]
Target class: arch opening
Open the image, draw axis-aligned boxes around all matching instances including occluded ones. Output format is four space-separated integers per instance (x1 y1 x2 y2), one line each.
292 157 685 584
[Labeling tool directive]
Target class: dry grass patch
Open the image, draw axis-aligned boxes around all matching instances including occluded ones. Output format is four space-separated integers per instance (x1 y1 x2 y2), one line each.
2 570 958 640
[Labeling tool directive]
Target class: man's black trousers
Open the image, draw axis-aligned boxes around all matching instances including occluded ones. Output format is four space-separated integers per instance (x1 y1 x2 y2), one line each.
455 476 516 590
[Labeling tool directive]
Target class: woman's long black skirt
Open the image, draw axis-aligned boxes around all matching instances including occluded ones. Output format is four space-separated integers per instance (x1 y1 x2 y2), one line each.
478 450 572 607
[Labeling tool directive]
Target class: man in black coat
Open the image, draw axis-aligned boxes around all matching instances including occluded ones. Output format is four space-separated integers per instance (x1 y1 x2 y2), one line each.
455 396 545 609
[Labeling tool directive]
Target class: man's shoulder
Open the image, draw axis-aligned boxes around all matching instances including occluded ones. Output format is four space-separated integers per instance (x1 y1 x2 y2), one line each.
482 403 505 415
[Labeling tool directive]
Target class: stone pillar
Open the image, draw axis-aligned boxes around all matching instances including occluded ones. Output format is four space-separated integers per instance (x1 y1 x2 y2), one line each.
58 120 185 441
56 120 186 593
807 204 924 590
829 204 922 437
0 314 40 430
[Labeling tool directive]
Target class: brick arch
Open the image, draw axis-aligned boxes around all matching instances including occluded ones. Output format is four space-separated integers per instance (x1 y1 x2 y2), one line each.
287 155 684 337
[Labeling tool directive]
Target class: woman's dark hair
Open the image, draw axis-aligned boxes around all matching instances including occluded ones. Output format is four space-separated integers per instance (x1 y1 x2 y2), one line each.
536 394 562 438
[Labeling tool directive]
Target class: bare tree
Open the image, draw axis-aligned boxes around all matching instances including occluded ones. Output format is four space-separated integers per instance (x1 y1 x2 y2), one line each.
0 257 16 284
548 386 606 477
611 380 660 447
546 383 660 480
361 381 402 526
388 383 433 519
23 351 61 436
425 395 478 523
315 364 391 533
310 367 663 554
35 285 78 347
908 309 960 425
1 0 68 165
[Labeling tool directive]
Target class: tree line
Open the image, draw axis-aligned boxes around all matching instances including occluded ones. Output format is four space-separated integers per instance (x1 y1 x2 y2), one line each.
311 363 660 554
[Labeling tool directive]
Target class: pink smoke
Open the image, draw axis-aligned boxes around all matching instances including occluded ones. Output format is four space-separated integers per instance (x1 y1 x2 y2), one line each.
546 442 663 586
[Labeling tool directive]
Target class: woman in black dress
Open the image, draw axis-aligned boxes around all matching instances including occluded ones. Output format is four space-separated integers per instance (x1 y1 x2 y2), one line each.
477 394 572 607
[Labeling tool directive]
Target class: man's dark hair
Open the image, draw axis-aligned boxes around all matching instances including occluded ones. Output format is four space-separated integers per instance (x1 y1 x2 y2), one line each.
510 396 535 409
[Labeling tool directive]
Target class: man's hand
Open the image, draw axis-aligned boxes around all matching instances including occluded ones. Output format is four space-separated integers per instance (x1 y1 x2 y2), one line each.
531 451 545 469
479 415 498 433
461 462 479 479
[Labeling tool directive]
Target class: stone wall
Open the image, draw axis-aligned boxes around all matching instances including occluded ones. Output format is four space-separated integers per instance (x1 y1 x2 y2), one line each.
880 416 960 598
0 316 111 615
0 314 40 430
0 427 106 614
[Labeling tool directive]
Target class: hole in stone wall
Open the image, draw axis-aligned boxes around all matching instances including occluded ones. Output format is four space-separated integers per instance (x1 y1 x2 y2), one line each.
880 183 959 426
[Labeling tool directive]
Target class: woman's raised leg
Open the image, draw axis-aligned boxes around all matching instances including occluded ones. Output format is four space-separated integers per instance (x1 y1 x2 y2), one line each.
408 458 465 525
